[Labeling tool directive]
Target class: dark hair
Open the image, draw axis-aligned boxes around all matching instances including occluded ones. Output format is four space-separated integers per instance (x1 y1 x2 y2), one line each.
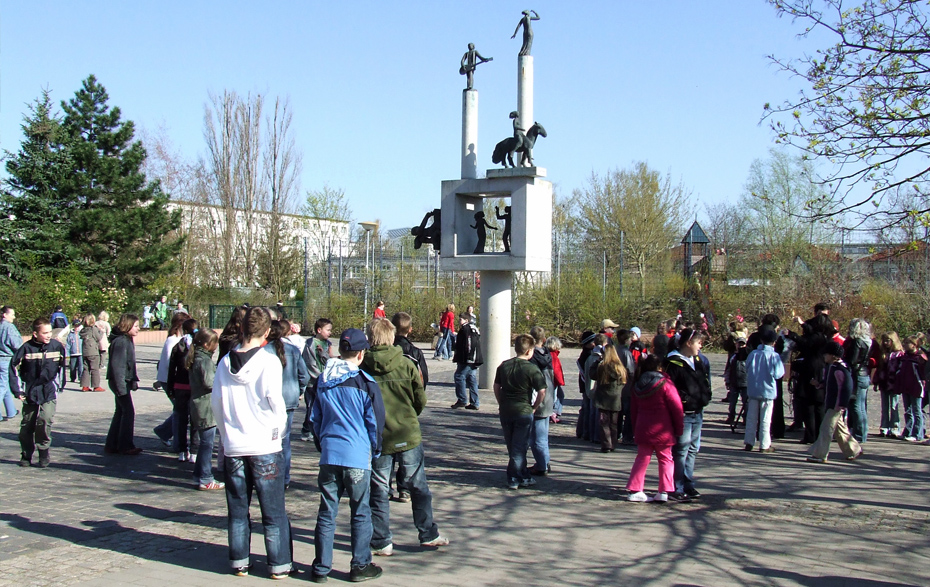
115 313 139 334
392 312 412 335
32 317 50 332
220 307 247 340
760 313 780 327
241 307 272 344
530 326 546 344
168 312 191 337
266 320 288 367
594 333 609 347
182 318 198 336
639 355 662 374
514 334 535 355
186 328 219 370
314 318 333 333
615 329 631 346
1 306 13 316
814 302 830 314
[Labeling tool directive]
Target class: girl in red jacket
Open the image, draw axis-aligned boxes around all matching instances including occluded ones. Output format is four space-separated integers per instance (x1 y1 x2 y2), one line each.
626 355 684 503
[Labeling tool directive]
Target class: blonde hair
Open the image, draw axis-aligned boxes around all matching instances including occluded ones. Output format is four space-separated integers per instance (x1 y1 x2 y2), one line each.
597 345 628 387
367 318 396 346
882 332 903 354
847 318 871 343
446 303 456 313
544 336 562 352
98 310 109 322
82 314 96 327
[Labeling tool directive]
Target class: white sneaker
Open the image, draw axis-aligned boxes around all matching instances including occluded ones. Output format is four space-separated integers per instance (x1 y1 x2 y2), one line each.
372 543 393 556
627 491 648 502
648 492 668 503
178 452 187 462
420 535 449 547
187 452 196 463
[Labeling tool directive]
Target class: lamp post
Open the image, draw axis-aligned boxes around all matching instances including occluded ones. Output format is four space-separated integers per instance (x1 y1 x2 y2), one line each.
360 221 378 324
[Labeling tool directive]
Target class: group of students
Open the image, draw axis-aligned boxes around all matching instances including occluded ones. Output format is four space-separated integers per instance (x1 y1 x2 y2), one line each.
144 305 447 582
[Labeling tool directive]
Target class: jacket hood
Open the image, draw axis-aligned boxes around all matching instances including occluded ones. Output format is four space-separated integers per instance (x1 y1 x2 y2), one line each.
532 347 553 370
225 346 275 385
666 350 694 368
634 371 665 397
109 328 124 343
319 357 360 388
363 344 408 376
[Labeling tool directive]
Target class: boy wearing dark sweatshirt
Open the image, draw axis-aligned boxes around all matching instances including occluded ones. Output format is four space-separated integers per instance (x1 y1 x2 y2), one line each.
807 341 863 463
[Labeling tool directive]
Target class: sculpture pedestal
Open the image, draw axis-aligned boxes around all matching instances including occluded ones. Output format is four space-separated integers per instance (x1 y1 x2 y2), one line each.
479 270 512 389
462 89 478 180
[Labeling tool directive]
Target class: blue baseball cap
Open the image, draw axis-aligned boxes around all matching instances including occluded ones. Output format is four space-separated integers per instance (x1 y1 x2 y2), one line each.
339 328 370 352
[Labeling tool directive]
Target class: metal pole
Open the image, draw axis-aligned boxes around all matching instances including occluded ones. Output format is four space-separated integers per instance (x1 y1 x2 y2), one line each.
338 240 344 295
619 230 624 296
364 230 371 323
327 243 332 313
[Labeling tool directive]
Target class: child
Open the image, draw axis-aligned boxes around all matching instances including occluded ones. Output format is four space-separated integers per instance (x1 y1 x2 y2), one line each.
807 341 863 463
874 332 904 437
166 319 198 462
66 319 83 384
744 328 785 452
626 356 684 503
726 337 748 424
594 345 627 452
894 334 926 442
300 318 336 442
545 336 565 423
187 328 224 490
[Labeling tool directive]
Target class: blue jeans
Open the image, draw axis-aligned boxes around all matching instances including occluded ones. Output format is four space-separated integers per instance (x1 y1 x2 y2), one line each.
847 374 870 443
282 410 294 485
529 416 550 470
500 414 533 483
673 412 703 493
903 395 925 440
0 359 18 418
193 426 218 485
880 391 901 434
313 464 373 576
552 385 565 416
154 411 176 446
370 444 439 548
224 451 292 574
454 364 479 406
434 328 452 359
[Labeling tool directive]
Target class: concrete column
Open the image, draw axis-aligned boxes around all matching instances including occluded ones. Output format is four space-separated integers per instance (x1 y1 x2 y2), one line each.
517 55 533 134
461 89 478 180
479 270 512 389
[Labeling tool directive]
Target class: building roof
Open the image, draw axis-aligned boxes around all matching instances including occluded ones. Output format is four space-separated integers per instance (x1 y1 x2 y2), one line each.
681 221 710 245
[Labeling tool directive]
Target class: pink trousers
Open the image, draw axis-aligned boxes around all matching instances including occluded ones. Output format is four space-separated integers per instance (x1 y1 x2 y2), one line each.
626 443 674 493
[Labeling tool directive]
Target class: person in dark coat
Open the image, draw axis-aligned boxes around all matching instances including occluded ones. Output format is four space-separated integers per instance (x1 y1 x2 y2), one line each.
104 314 142 455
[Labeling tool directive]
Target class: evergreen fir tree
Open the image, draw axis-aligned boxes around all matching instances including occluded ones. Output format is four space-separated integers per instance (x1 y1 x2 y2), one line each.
0 90 76 278
60 75 182 290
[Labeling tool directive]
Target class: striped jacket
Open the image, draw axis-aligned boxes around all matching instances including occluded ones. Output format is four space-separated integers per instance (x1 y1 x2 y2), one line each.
9 338 65 404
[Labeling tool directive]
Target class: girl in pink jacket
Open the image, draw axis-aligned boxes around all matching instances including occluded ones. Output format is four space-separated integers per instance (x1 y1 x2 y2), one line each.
626 356 684 503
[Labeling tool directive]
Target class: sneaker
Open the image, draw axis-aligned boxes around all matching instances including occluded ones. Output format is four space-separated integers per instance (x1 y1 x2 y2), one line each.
465 404 479 410
270 566 300 580
233 564 252 577
667 491 692 503
905 436 918 442
649 492 669 503
93 387 106 392
372 543 394 556
179 452 188 462
806 456 827 463
420 535 449 547
519 477 536 488
396 490 411 503
299 433 311 442
743 444 753 451
348 563 382 582
684 488 701 499
627 491 648 502
309 573 328 583
507 479 519 490
760 447 775 453
450 401 466 409
879 430 888 437
198 481 225 490
187 452 197 463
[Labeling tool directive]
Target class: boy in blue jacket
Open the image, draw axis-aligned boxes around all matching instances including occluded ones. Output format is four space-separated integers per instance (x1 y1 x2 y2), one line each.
744 328 785 452
309 328 386 583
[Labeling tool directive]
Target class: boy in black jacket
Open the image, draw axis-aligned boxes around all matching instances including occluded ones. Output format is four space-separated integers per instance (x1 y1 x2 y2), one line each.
10 317 65 467
451 313 483 410
807 341 862 463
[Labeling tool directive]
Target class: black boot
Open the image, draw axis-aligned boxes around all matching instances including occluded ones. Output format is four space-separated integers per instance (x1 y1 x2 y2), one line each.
37 449 50 468
19 451 32 467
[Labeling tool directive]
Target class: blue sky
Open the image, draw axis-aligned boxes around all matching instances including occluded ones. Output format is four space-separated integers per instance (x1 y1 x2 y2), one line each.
1 1 826 231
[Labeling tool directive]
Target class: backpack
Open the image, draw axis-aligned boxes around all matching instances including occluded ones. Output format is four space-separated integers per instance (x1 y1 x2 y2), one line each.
52 315 68 329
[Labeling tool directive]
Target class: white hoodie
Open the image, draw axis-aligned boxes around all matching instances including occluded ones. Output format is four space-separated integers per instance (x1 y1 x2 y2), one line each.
212 346 287 457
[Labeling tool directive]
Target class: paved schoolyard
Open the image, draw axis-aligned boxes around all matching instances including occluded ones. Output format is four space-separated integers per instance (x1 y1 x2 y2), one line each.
1 343 927 586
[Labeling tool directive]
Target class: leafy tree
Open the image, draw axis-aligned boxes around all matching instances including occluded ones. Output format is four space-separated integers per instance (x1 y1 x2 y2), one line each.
765 0 930 227
60 75 182 290
575 162 692 299
0 90 76 278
